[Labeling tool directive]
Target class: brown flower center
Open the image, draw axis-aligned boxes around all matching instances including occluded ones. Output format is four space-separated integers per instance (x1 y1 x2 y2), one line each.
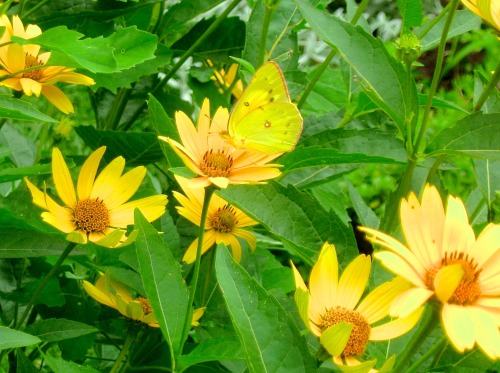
73 198 110 233
209 205 237 233
22 53 44 81
424 252 481 305
200 149 233 178
137 297 153 314
319 306 371 356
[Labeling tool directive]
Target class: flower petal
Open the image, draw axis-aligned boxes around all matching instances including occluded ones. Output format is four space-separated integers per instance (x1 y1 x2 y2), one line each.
337 254 371 310
434 264 463 303
441 303 475 353
104 166 147 209
90 156 126 201
182 230 216 264
389 287 434 318
77 146 106 200
370 306 424 340
52 148 77 207
309 243 338 313
109 195 167 227
41 84 74 114
374 251 426 288
441 195 475 257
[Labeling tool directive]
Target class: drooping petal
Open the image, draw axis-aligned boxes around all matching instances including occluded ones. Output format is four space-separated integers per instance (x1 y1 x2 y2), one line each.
82 280 115 308
41 84 74 114
52 148 77 207
232 228 256 251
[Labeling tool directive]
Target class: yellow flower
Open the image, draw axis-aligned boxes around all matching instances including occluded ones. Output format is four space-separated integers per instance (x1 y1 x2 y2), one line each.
159 98 282 189
462 0 500 31
207 60 244 99
174 175 257 263
291 243 423 371
83 273 204 327
25 146 167 248
360 184 500 360
0 15 95 114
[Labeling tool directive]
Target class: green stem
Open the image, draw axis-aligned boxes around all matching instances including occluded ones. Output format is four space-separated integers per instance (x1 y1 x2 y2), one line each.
104 88 132 130
22 0 51 18
258 5 274 66
473 58 500 112
201 244 216 307
406 337 447 373
413 0 459 155
404 61 415 156
296 0 370 109
178 186 216 354
14 242 77 329
425 155 446 184
394 306 440 372
415 2 452 40
120 0 242 131
109 325 138 373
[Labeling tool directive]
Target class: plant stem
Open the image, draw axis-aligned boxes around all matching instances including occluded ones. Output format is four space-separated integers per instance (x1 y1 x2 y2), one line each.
296 0 369 109
394 306 440 372
406 337 447 373
14 242 77 329
258 5 274 66
120 0 242 131
109 325 138 373
178 186 216 353
473 59 500 112
22 0 51 18
201 244 216 307
415 2 452 40
104 88 132 130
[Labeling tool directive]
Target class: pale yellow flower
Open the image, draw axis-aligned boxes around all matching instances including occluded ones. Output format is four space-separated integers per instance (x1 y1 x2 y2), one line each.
292 243 423 372
174 175 257 263
360 184 500 360
462 0 500 31
83 273 204 327
159 98 282 189
25 146 167 248
0 15 94 114
207 60 243 99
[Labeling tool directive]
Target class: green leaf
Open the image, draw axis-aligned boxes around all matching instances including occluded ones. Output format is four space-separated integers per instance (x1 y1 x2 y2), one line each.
217 182 358 266
134 208 189 356
346 180 380 229
178 336 245 370
418 10 481 52
0 229 88 258
16 350 39 373
215 246 316 372
295 0 418 135
0 123 35 166
426 113 500 159
12 27 116 73
0 327 41 350
0 95 58 123
419 94 469 113
0 164 52 183
74 126 162 166
43 354 100 373
397 0 423 30
24 318 98 342
105 26 157 70
148 94 184 168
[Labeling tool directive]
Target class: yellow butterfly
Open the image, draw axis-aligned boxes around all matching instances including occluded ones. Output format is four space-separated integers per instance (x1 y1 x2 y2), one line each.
220 61 303 154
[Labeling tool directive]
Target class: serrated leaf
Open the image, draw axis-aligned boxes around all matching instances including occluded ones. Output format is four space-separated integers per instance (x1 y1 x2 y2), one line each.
0 95 57 123
24 318 98 342
43 354 100 373
12 26 116 73
418 10 481 52
105 26 157 69
178 336 245 370
397 0 423 30
295 0 418 135
0 229 88 258
217 182 358 266
426 113 500 159
74 126 162 166
215 246 316 373
134 209 189 356
0 327 41 350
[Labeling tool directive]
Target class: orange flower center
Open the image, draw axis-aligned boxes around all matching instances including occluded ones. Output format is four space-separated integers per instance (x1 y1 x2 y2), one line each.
73 198 110 233
22 53 44 81
200 150 233 178
209 205 237 233
319 306 371 356
137 297 153 314
424 252 481 305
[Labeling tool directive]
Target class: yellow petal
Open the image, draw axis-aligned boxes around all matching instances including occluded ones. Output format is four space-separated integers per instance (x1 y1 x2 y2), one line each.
90 156 125 201
389 287 434 318
127 300 145 321
77 146 106 200
41 84 74 114
66 231 87 244
52 147 77 207
374 251 426 288
182 230 216 264
104 166 146 209
309 243 338 312
333 356 377 373
337 254 371 310
441 303 475 353
109 195 167 227
320 322 352 357
92 229 125 248
466 306 500 359
82 280 115 308
192 307 205 326
20 78 42 96
434 264 463 303
442 195 475 257
233 228 256 251
370 306 424 340
470 223 500 268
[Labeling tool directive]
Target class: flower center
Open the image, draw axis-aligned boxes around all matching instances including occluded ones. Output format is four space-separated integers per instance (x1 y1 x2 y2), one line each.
209 205 237 233
200 149 233 178
319 306 371 356
137 297 153 314
424 252 481 305
22 53 44 81
73 198 110 234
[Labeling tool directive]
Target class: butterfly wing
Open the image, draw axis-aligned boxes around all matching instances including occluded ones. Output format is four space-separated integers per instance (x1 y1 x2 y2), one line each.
228 61 290 132
229 102 303 154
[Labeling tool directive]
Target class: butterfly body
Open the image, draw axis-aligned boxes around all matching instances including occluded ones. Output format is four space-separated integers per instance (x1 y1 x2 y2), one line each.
224 62 303 154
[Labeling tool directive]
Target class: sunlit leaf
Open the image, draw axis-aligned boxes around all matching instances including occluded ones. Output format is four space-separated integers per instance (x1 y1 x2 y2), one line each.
0 327 40 350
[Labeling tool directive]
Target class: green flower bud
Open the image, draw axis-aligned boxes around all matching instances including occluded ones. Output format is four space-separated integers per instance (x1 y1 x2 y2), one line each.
396 33 421 65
